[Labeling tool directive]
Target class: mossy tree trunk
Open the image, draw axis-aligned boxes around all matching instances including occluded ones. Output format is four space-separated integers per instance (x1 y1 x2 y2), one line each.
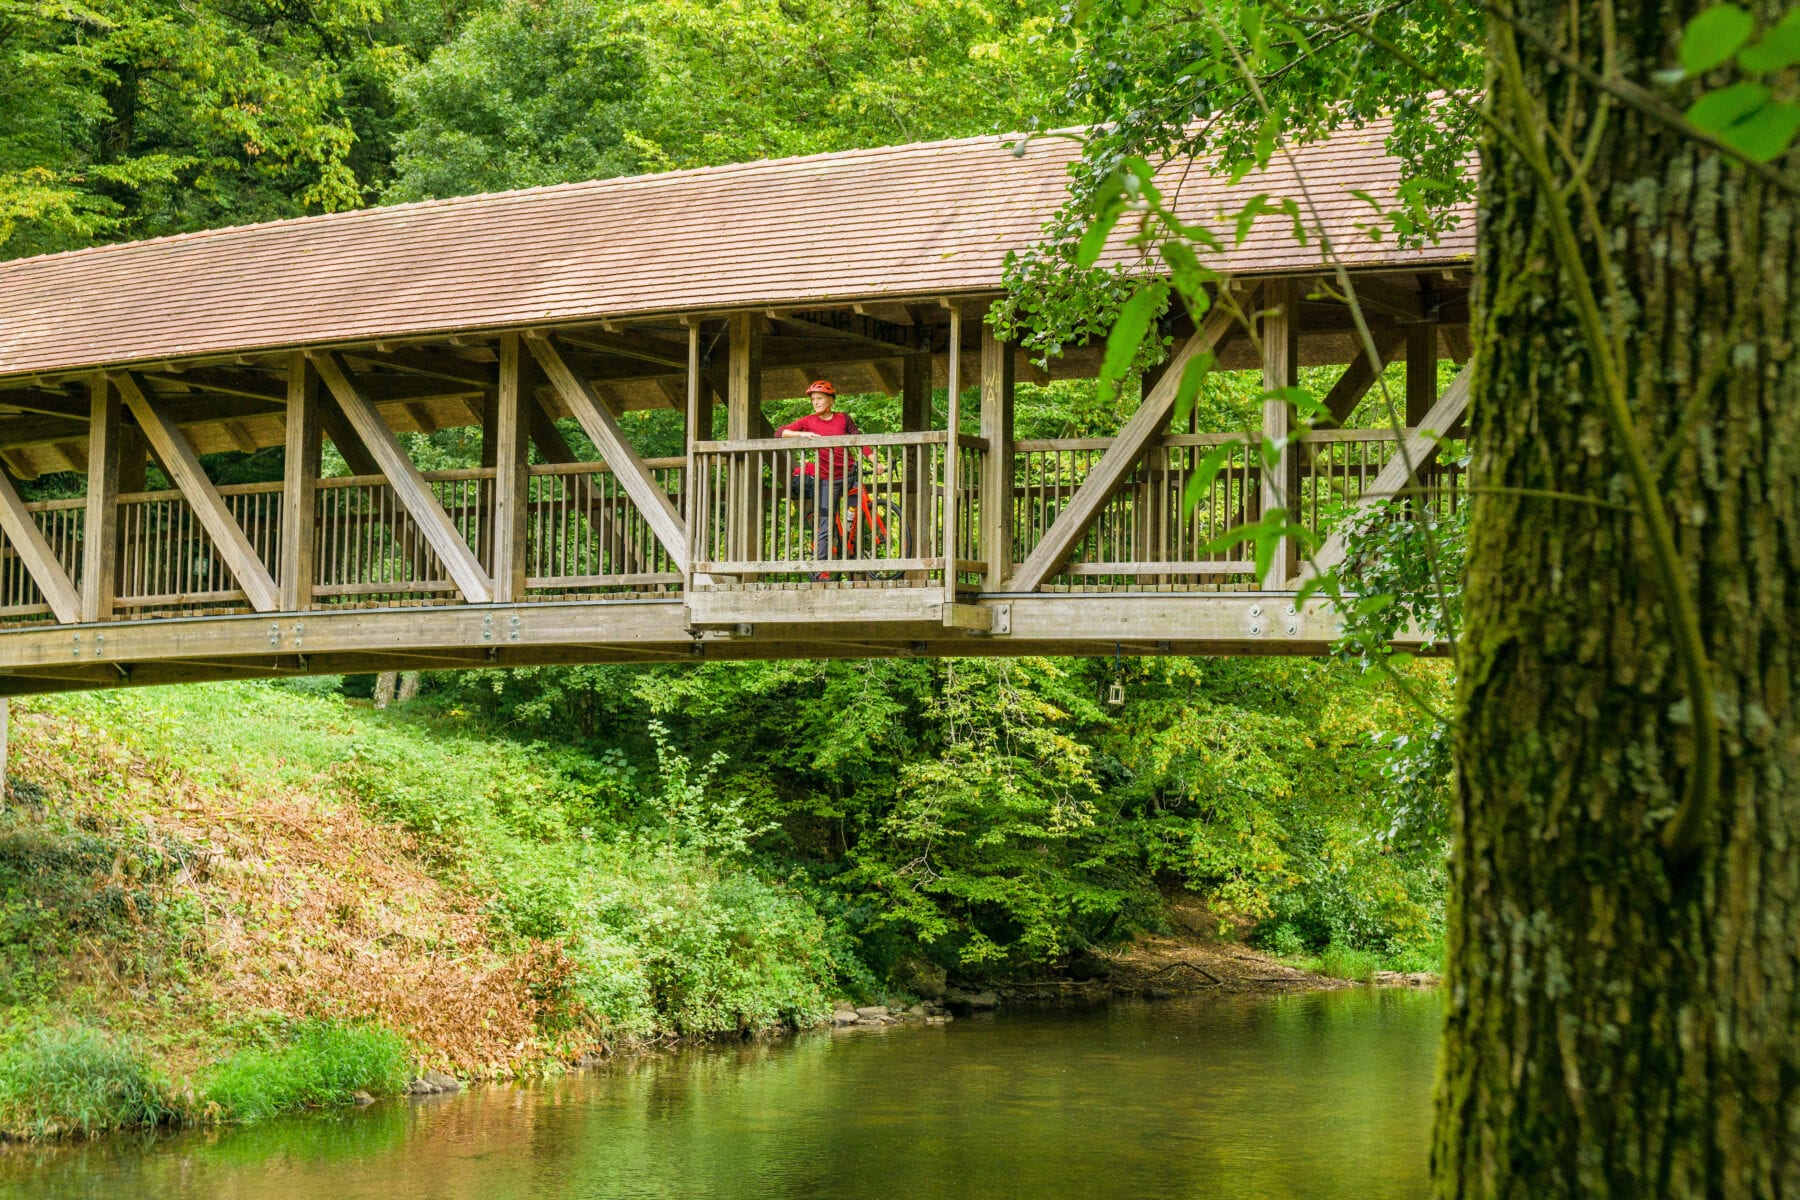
1435 2 1800 1195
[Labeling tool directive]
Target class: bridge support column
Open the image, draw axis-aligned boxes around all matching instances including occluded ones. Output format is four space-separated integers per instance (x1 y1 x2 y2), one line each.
281 353 321 612
942 304 963 607
978 317 1014 591
1406 318 1439 428
1260 277 1302 583
491 334 531 603
81 376 123 623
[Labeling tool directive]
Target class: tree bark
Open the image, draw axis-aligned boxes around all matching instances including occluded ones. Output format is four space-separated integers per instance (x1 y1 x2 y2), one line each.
1435 3 1800 1195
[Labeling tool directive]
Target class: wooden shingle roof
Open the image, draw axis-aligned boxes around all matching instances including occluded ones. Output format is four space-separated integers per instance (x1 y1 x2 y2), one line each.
0 122 1473 381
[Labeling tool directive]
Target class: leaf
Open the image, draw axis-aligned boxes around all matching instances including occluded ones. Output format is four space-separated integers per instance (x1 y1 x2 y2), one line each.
1267 384 1328 421
1096 283 1166 405
1252 511 1284 583
1738 10 1800 72
1278 195 1307 245
1720 100 1800 161
1077 203 1125 268
1178 439 1237 517
1121 155 1160 207
1293 570 1333 607
1680 5 1755 73
1160 240 1209 299
1076 173 1127 268
1686 80 1772 132
1253 113 1280 168
1233 193 1271 245
1170 351 1216 423
1353 593 1396 617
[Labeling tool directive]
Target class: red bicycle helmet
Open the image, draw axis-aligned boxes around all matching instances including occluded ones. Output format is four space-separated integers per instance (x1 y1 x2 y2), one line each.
806 380 837 397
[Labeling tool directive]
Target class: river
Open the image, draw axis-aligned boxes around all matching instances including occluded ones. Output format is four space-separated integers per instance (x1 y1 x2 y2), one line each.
0 988 1441 1200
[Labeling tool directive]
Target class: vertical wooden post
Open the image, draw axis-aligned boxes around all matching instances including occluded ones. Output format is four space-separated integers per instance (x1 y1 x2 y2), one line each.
684 322 714 585
979 318 1015 590
902 352 932 433
1406 320 1439 428
475 382 498 577
942 305 962 604
491 334 532 603
686 323 715 444
81 375 123 623
0 697 8 795
1261 277 1302 583
902 350 931 565
726 313 761 439
280 353 321 612
727 313 762 570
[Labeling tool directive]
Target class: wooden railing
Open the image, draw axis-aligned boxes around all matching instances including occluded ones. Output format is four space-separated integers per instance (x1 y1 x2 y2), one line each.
690 432 983 582
117 482 283 611
313 470 492 605
1012 434 1261 585
0 427 1471 628
0 499 84 620
526 459 684 595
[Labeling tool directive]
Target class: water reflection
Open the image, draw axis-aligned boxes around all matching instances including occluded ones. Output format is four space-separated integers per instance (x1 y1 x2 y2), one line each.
1 988 1441 1200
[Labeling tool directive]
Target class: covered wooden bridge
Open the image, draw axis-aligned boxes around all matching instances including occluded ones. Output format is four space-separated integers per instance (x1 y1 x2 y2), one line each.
0 125 1473 697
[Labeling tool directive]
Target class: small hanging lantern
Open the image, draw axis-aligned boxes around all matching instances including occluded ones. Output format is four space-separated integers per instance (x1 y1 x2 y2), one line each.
1107 643 1126 706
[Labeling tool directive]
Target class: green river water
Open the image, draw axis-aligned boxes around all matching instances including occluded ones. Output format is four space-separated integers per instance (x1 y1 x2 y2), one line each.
1 987 1441 1200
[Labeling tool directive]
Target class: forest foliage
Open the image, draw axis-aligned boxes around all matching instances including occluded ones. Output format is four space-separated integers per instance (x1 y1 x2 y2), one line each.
0 0 1070 258
0 0 1458 974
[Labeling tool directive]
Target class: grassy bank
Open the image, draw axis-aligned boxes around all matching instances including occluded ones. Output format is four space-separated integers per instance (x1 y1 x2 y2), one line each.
0 683 841 1138
0 668 1447 1140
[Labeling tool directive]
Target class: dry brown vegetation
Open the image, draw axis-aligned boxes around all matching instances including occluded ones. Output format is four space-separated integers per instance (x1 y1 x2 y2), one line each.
9 706 598 1078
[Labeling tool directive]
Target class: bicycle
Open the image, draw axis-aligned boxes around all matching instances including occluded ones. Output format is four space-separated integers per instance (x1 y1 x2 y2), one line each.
830 473 913 581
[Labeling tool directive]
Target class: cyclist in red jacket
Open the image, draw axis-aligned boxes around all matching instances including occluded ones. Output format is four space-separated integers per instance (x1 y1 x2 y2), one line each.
779 380 874 580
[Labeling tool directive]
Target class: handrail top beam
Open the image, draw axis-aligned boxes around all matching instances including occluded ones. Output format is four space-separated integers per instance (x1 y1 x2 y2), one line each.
694 431 952 452
528 458 685 476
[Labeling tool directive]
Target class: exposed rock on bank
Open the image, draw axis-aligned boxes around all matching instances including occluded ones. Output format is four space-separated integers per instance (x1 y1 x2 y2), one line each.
829 1004 953 1029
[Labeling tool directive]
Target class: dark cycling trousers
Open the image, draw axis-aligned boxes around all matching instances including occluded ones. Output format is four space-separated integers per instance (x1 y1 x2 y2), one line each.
786 469 858 563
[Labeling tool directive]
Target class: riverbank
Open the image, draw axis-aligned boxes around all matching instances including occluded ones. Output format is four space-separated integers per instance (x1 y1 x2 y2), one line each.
0 682 1434 1141
0 685 842 1139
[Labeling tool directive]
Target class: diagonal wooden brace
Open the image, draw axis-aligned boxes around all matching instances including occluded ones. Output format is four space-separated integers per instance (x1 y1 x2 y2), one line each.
1299 361 1473 584
0 470 80 623
1008 295 1250 593
526 335 689 573
312 351 495 604
115 372 283 613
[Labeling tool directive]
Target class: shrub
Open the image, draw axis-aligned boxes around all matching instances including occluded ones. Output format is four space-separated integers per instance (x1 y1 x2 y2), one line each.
1262 923 1308 958
203 1022 411 1122
0 1024 177 1138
